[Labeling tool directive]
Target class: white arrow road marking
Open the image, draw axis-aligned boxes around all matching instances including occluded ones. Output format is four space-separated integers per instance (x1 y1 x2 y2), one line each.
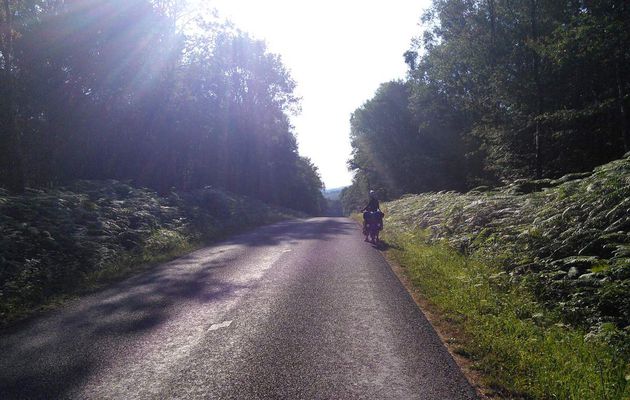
208 320 232 332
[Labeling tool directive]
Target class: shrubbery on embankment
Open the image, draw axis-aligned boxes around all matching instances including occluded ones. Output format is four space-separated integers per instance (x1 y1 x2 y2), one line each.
0 180 296 326
381 154 630 399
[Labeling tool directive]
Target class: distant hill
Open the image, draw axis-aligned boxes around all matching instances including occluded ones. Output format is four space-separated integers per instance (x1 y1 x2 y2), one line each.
321 187 347 216
323 187 346 201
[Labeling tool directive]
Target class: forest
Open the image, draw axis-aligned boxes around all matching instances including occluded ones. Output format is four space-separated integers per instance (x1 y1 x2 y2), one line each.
0 0 325 215
0 2 629 397
342 0 629 211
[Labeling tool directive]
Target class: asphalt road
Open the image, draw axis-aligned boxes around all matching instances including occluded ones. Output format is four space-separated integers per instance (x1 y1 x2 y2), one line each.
0 217 478 399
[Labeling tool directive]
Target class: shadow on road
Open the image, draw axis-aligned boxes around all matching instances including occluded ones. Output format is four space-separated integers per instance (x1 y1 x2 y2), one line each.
0 217 358 398
222 217 357 248
0 250 249 398
372 239 402 251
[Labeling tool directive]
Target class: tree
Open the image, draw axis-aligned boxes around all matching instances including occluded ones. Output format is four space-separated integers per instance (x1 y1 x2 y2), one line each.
0 0 325 214
344 0 629 203
0 0 32 192
347 78 470 200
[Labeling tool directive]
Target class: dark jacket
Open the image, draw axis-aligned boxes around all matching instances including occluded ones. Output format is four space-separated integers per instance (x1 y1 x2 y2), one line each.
362 198 379 212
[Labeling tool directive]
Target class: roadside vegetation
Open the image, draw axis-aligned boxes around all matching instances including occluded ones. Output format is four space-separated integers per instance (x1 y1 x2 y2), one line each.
379 155 630 399
0 180 297 327
385 230 627 399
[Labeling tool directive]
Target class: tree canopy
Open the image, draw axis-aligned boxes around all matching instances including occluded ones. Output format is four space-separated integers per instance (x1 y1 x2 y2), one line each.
0 0 325 214
342 0 629 212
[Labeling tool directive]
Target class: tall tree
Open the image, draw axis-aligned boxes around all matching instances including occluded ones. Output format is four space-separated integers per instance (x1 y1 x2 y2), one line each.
0 0 325 214
0 0 24 191
344 0 630 207
347 80 469 201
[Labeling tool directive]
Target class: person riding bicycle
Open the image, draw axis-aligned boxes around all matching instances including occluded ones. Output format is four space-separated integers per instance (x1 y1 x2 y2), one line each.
362 190 380 213
362 190 383 240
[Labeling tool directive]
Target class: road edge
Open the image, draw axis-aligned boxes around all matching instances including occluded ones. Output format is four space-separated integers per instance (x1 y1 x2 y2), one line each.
379 248 503 399
351 218 498 399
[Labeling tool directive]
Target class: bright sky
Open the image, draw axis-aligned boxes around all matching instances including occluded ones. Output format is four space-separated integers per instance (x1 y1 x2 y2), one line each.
199 0 431 189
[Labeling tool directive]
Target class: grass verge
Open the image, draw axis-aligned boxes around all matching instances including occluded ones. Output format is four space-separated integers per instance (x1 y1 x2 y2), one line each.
381 227 629 399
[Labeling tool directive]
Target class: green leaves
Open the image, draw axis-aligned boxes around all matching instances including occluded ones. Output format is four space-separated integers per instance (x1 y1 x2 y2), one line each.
347 0 630 202
0 1 323 215
384 154 630 332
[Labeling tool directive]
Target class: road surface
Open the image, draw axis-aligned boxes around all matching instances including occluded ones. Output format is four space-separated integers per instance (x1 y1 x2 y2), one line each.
0 217 477 399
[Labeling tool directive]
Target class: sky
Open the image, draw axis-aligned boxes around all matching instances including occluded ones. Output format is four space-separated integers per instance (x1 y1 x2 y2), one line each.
195 0 431 189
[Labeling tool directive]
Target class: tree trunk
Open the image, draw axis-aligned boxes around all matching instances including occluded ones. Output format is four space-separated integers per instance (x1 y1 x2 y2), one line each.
488 0 496 49
615 0 629 153
1 0 24 192
616 61 629 153
530 0 543 179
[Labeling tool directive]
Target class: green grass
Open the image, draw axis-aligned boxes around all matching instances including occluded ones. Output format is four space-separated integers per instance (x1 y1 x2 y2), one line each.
383 228 629 399
83 228 197 288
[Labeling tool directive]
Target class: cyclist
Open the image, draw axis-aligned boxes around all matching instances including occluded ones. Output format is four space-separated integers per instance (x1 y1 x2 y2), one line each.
361 190 381 240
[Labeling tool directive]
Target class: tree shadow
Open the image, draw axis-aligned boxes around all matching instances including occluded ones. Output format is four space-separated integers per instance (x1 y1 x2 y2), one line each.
222 217 357 248
0 250 248 398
